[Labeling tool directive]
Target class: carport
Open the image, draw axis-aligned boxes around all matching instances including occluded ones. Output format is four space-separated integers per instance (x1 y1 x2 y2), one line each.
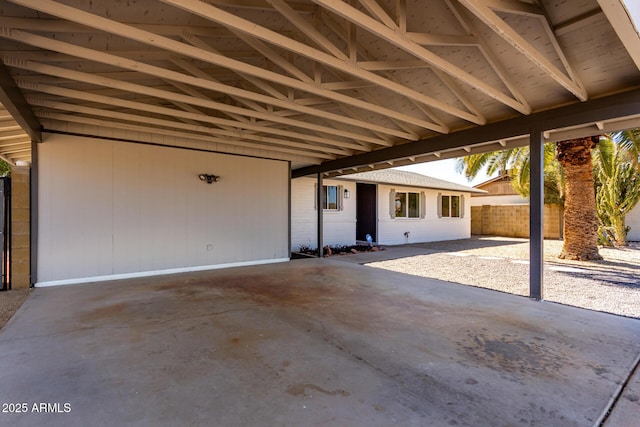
0 0 640 425
0 0 639 292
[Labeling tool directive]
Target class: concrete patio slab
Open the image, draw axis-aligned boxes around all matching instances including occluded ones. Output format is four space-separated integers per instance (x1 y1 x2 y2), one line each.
0 258 638 426
604 359 640 426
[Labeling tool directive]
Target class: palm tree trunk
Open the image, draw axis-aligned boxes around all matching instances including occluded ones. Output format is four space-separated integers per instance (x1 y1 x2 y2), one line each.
556 137 602 260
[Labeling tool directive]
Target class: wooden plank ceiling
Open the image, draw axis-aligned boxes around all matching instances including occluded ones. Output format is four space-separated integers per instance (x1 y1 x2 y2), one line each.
0 0 639 171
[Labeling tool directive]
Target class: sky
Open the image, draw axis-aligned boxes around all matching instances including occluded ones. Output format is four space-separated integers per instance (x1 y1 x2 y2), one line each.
623 0 640 31
394 158 494 188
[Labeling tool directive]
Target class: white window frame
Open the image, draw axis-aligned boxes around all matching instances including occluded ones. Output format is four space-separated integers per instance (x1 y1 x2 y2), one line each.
438 193 464 218
389 189 425 219
314 184 343 211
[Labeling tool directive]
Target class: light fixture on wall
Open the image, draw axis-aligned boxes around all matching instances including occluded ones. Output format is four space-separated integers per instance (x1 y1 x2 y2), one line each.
343 189 350 199
199 174 220 184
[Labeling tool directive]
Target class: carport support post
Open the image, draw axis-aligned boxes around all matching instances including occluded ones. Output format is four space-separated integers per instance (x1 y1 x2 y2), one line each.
317 173 323 258
529 129 544 300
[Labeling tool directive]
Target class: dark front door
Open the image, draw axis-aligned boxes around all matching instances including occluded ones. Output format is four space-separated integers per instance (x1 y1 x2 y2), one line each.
356 183 376 242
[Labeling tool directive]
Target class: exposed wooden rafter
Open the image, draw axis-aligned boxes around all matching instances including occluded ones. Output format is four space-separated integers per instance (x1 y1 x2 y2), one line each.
2 0 448 134
0 61 41 143
597 0 640 72
157 0 481 125
0 0 637 170
312 0 529 115
457 0 588 101
0 28 408 143
16 79 365 152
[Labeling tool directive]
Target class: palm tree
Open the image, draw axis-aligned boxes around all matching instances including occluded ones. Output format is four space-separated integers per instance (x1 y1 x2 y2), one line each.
593 135 640 246
457 144 564 204
507 144 565 205
611 128 640 166
458 136 602 260
555 137 602 260
0 159 10 177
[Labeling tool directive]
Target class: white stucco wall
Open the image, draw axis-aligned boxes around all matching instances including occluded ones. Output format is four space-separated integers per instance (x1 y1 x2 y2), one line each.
291 177 357 250
37 133 289 286
377 184 471 245
627 203 640 241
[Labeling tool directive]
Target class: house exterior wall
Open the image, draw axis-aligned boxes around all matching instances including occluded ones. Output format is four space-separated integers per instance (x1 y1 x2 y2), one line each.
291 177 357 250
376 184 470 245
36 133 289 286
627 204 640 241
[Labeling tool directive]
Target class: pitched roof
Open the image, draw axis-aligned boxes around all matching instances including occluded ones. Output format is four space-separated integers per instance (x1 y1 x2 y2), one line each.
473 173 512 189
336 169 485 194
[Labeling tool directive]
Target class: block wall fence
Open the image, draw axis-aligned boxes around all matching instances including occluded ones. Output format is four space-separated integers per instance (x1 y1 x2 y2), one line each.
471 204 562 239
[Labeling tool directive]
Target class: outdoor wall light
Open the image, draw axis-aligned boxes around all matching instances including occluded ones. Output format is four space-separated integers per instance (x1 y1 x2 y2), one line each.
199 174 220 184
344 189 350 199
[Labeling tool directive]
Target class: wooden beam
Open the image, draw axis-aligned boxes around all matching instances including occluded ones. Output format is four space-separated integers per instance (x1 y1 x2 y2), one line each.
4 0 450 133
357 0 396 28
209 0 315 13
597 0 640 71
292 88 640 177
319 11 451 132
19 80 367 151
396 0 407 33
0 61 41 142
266 0 347 60
7 58 388 147
457 0 588 101
1 28 412 142
554 8 603 36
406 32 479 46
38 111 327 163
31 97 349 157
171 46 287 102
445 0 531 112
157 0 481 124
484 0 543 16
312 0 528 115
357 60 429 71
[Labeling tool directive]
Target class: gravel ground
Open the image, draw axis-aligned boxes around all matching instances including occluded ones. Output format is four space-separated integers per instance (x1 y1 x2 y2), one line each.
0 289 31 330
367 237 640 319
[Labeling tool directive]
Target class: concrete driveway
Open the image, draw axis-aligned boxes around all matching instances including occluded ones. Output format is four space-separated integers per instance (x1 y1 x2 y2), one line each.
1 258 639 426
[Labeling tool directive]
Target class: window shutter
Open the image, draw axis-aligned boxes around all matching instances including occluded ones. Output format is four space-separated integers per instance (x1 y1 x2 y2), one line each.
437 193 442 218
420 191 426 219
389 189 396 218
338 185 344 211
460 195 465 218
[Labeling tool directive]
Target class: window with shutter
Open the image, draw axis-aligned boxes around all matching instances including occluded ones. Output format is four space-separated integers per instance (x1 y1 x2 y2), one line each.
393 191 421 218
438 194 464 218
389 189 396 218
315 185 341 211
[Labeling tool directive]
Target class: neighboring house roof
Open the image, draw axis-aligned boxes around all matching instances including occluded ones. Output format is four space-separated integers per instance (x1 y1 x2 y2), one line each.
472 172 519 197
473 174 511 189
336 169 485 194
